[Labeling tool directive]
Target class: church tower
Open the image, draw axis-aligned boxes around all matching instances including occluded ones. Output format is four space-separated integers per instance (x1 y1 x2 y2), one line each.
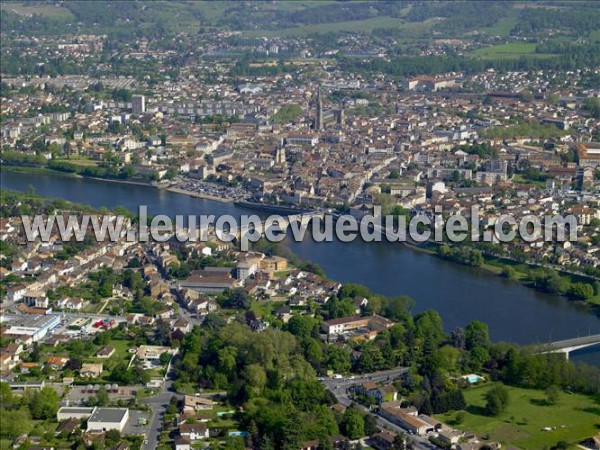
315 86 323 131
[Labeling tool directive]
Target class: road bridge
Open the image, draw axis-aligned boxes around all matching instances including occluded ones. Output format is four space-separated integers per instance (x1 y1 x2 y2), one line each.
538 334 600 359
221 210 326 249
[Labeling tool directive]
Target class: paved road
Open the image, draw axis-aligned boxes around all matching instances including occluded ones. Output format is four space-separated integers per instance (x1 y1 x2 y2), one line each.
320 368 437 450
140 373 177 449
321 367 410 392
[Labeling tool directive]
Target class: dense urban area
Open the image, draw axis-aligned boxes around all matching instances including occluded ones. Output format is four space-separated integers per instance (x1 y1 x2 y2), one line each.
1 2 600 450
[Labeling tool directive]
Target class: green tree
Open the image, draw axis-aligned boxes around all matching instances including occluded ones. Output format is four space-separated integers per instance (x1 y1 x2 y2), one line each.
568 282 594 300
501 266 518 279
363 413 379 436
225 288 250 309
325 345 351 374
96 386 109 407
465 321 490 350
28 387 59 420
485 385 509 416
341 407 365 440
243 364 267 398
0 408 31 439
287 315 318 339
485 391 503 416
545 385 560 405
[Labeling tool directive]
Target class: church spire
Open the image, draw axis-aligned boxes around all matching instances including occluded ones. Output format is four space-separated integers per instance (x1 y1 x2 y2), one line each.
316 85 323 131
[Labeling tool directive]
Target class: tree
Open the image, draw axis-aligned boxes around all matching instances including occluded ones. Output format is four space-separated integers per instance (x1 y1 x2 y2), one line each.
0 382 17 410
28 387 59 419
105 429 121 447
225 288 250 309
96 386 109 406
391 434 406 450
0 408 31 439
583 97 600 119
414 310 445 347
243 364 267 398
287 315 318 339
159 352 172 366
325 345 351 374
363 413 379 436
485 391 503 416
341 407 365 440
545 385 560 405
568 282 594 300
501 266 518 279
465 321 490 350
485 385 509 416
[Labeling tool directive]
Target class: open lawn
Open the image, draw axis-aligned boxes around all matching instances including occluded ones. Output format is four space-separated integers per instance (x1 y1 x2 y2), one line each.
472 43 554 60
105 338 136 362
250 299 286 319
53 158 100 167
436 383 600 449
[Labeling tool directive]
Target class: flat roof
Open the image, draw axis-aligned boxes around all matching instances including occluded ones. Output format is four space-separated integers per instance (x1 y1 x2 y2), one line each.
88 407 128 424
58 407 95 414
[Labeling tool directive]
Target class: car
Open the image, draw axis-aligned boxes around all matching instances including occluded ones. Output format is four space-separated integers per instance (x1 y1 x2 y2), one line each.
144 440 148 444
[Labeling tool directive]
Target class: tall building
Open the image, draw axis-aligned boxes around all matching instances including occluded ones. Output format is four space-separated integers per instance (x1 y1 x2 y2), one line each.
315 86 323 131
275 146 286 165
132 95 145 115
337 108 345 125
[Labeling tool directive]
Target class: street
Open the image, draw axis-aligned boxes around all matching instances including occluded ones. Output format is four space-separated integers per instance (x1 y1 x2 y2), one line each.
320 368 438 450
140 361 178 450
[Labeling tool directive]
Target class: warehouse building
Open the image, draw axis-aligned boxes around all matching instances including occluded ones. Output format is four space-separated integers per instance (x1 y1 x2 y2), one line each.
87 407 130 432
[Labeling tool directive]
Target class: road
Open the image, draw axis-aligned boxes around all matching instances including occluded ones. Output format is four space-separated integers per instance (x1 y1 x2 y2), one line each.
320 368 437 450
140 362 178 450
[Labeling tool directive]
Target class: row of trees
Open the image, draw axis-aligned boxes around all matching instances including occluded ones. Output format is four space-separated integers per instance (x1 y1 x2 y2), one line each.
0 383 59 439
340 44 600 79
437 245 484 268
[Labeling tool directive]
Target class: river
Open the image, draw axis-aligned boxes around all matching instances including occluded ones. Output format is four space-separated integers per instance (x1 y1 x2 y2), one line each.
2 170 599 365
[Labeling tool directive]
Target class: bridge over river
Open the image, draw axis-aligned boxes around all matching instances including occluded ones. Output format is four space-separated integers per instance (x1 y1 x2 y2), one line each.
539 334 600 359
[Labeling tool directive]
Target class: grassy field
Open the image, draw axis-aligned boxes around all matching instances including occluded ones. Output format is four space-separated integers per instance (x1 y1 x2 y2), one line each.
436 383 600 449
250 299 286 319
477 17 518 37
472 42 539 59
1 1 74 19
53 158 100 167
242 15 405 38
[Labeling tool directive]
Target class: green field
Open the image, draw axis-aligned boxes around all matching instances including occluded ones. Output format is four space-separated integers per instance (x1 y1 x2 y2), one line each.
53 158 100 167
436 383 600 449
478 17 518 37
472 43 545 59
242 15 404 38
0 2 74 19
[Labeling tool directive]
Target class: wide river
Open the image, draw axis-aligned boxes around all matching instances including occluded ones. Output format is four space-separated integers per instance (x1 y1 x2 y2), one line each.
3 170 599 365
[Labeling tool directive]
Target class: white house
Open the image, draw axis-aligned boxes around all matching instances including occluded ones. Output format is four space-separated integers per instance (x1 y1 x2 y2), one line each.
179 423 209 441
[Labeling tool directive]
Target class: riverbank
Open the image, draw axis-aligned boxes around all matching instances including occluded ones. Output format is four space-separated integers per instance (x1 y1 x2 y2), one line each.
3 168 599 360
1 164 157 188
421 241 600 309
234 200 311 215
1 164 84 178
167 186 234 203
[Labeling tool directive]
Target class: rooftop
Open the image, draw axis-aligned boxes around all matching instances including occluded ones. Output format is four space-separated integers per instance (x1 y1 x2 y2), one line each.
88 407 129 424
